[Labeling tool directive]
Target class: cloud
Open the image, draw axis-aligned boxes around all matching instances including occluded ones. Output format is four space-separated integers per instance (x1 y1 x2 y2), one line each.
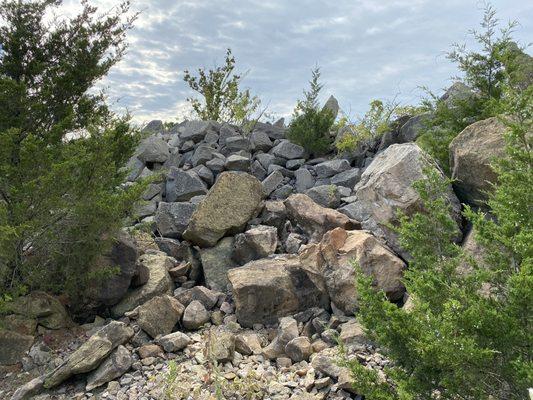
58 0 532 123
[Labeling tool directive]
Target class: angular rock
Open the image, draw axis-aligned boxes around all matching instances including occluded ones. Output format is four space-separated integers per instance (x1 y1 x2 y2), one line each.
199 237 238 292
315 159 350 179
137 344 164 359
225 136 250 152
178 120 215 143
158 331 191 352
9 291 71 330
232 225 278 265
322 95 339 119
330 168 361 189
44 321 134 388
209 329 235 362
284 194 360 242
341 143 461 258
263 317 299 359
339 320 368 346
250 159 267 181
137 136 169 164
205 157 225 174
86 345 132 391
182 300 210 330
154 202 197 238
191 144 215 167
319 228 406 314
271 140 306 160
87 232 139 307
228 255 329 327
250 130 273 152
235 333 262 356
10 376 44 400
253 121 286 140
262 170 284 197
305 185 341 209
260 201 287 231
111 252 174 317
0 329 34 365
449 117 507 206
295 168 315 193
165 168 207 202
174 286 221 310
285 336 312 362
183 172 264 247
225 154 250 171
137 295 184 338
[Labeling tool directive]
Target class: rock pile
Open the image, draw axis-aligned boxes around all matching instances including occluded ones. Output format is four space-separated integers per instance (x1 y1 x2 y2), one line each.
1 94 507 399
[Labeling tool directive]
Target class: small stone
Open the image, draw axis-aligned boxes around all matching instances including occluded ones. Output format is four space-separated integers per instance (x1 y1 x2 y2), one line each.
158 331 191 352
182 300 210 330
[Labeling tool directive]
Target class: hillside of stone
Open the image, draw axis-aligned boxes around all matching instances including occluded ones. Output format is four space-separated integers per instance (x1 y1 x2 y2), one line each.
0 85 508 400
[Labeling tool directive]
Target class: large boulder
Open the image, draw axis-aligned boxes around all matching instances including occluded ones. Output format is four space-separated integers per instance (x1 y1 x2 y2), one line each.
137 136 169 164
178 120 217 143
339 143 461 258
199 237 238 292
183 172 264 247
317 228 406 314
8 291 71 330
449 117 507 206
111 252 174 317
87 231 139 307
228 255 329 328
284 194 360 242
44 321 134 388
137 295 185 338
165 168 207 202
0 329 34 365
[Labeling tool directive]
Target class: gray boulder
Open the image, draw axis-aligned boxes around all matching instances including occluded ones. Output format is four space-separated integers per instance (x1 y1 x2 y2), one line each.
158 331 191 352
271 140 306 160
137 136 170 164
154 202 197 238
330 168 361 189
340 143 461 258
225 154 250 171
315 159 350 178
322 95 339 120
178 120 216 143
165 168 207 202
295 168 315 193
262 170 284 197
305 185 341 209
250 130 273 152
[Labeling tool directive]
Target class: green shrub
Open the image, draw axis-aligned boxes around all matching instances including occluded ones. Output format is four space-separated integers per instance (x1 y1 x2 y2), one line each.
346 81 532 399
334 100 422 153
417 4 522 173
183 48 261 129
0 1 144 300
287 67 335 156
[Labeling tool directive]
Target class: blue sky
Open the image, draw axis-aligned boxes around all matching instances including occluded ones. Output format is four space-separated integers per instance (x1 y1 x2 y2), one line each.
63 0 532 123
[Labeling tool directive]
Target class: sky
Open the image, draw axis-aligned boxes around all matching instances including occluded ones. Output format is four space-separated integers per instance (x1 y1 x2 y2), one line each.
61 0 533 124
